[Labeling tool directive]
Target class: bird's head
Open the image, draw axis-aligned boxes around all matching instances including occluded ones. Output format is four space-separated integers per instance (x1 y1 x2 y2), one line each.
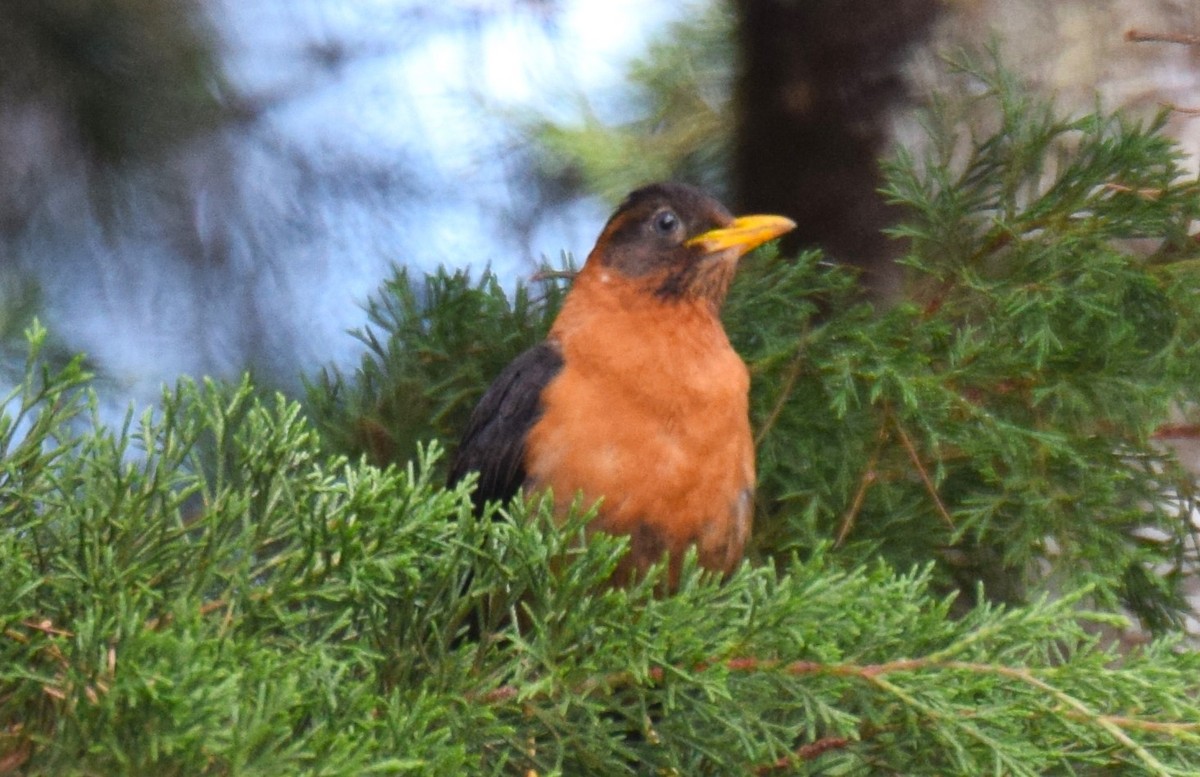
585 182 796 308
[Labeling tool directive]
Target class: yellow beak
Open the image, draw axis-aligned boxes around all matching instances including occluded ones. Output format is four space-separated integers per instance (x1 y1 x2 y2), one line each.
685 214 796 257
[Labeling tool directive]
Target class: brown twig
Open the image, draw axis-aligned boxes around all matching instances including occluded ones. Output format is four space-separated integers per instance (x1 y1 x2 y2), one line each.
144 598 227 631
891 416 956 530
0 723 31 773
753 736 854 774
1152 423 1200 440
835 419 888 546
1102 182 1163 200
16 619 73 638
479 685 519 704
530 268 578 283
754 332 811 448
1160 101 1200 116
919 276 957 319
1126 29 1200 47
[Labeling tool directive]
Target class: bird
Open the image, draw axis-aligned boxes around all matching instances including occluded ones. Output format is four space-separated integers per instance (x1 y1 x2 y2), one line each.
448 182 795 589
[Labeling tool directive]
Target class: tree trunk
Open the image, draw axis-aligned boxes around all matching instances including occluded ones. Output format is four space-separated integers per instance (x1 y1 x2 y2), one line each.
732 0 941 296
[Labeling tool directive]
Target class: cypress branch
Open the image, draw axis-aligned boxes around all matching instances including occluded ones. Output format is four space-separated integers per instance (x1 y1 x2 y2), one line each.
5 60 1200 773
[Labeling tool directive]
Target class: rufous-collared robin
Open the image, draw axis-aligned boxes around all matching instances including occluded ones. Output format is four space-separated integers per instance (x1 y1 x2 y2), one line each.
449 182 795 588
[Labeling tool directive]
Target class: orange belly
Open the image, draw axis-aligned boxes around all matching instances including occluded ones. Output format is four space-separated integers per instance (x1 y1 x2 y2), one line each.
524 267 754 587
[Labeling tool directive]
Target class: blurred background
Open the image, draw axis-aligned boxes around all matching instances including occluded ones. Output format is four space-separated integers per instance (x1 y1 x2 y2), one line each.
1 0 1197 417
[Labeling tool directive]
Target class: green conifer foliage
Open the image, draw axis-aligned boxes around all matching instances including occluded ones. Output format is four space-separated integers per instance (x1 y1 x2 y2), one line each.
732 61 1200 618
4 69 1200 773
308 269 567 467
320 66 1200 624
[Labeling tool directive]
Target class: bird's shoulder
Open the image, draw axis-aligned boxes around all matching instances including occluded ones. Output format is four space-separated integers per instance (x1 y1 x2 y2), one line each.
447 340 564 510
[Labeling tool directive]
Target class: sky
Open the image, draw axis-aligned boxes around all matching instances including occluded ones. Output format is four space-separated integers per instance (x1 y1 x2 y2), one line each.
219 0 684 276
7 0 691 418
13 0 1200 416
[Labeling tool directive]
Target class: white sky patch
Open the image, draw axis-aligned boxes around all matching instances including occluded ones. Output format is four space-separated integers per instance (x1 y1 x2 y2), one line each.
3 0 694 410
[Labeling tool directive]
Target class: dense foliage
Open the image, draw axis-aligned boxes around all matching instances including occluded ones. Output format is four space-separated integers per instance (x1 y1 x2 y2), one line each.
4 69 1200 774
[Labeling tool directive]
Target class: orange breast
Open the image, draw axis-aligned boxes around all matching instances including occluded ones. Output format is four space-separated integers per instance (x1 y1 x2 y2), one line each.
524 265 755 587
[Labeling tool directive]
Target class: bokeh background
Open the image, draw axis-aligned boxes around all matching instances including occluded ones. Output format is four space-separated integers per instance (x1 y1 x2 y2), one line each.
1 0 1197 415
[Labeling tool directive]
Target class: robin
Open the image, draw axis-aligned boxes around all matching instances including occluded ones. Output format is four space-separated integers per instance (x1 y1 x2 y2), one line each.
449 182 795 588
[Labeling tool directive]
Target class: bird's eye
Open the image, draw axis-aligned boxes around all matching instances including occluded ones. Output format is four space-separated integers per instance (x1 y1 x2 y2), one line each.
652 209 679 236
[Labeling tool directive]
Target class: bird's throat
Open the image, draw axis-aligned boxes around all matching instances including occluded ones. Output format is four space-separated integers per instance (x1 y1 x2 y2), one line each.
526 265 755 587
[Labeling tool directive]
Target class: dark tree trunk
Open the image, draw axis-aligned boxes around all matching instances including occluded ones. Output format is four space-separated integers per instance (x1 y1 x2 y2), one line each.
732 0 941 296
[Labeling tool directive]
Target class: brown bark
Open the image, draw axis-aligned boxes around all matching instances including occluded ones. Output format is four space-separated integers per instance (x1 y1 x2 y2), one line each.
732 0 941 295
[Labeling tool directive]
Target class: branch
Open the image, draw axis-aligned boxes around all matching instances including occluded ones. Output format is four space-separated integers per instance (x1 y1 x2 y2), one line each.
835 417 888 546
1152 423 1200 440
473 654 1200 775
1160 102 1200 116
892 414 956 530
1103 182 1165 201
530 268 578 283
1126 29 1200 47
754 331 811 447
752 736 854 774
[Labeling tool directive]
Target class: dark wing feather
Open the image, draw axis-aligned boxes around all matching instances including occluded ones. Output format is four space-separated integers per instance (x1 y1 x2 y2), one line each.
448 341 564 513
